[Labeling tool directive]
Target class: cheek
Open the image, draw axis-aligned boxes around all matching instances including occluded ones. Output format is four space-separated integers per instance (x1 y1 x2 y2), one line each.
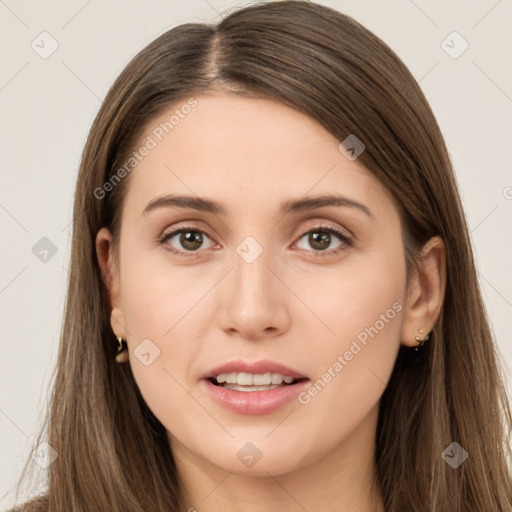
116 242 207 409
119 235 214 339
295 221 406 354
296 271 404 401
290 241 406 440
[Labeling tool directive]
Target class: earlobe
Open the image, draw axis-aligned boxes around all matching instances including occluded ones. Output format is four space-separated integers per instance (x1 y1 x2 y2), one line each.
400 236 446 349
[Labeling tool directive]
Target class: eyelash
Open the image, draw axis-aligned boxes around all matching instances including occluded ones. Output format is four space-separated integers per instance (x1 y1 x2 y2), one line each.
157 224 353 259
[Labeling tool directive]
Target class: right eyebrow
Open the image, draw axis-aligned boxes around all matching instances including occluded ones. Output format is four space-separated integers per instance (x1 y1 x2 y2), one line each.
141 194 226 217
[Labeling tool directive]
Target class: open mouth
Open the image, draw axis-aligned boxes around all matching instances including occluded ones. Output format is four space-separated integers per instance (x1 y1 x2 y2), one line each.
202 372 311 414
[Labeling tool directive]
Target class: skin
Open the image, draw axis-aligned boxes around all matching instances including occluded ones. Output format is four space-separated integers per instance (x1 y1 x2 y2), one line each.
96 92 446 512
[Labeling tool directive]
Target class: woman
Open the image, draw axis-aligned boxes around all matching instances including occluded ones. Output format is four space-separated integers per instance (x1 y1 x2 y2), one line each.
11 1 512 510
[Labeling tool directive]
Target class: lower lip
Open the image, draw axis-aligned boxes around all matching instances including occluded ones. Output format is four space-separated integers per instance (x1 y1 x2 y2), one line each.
201 378 310 415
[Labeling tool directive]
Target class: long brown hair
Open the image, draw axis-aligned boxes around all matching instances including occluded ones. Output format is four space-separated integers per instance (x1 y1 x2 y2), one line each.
12 1 512 510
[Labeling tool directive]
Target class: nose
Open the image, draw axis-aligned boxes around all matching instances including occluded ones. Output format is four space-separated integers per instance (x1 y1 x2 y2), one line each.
218 245 290 341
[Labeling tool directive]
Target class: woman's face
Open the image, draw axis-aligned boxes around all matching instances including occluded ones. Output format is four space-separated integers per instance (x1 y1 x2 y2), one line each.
99 92 410 476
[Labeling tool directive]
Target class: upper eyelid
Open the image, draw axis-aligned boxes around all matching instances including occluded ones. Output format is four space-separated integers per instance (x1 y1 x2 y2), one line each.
161 223 217 243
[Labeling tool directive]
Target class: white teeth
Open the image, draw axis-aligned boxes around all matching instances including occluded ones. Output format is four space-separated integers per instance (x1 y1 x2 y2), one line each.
222 383 281 392
237 372 253 386
253 372 272 385
215 372 296 386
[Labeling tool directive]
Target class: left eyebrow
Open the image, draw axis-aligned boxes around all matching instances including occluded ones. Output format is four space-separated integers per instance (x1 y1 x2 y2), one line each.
280 194 373 218
140 193 373 218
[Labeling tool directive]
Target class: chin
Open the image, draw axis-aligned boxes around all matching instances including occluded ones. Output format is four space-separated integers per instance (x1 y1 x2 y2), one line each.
203 439 313 477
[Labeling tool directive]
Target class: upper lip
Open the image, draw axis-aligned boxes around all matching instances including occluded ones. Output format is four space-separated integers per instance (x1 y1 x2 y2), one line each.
202 359 309 380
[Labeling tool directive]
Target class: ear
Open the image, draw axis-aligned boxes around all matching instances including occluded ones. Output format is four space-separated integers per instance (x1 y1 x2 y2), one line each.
400 236 446 348
95 227 128 340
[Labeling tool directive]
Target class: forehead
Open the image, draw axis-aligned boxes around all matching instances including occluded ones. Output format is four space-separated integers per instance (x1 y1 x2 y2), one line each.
122 92 394 220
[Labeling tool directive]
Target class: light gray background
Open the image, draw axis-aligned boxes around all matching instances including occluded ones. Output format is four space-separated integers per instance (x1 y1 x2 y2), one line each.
1 0 511 507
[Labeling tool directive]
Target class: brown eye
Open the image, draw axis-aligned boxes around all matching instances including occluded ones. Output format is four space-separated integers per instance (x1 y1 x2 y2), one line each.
307 231 332 251
295 226 352 255
160 227 215 256
177 230 204 251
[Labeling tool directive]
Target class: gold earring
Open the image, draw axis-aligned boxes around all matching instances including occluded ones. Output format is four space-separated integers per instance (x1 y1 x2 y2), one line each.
115 336 129 363
414 329 430 351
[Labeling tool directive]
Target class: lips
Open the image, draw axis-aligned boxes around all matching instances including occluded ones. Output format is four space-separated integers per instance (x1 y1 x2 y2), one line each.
201 358 310 381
